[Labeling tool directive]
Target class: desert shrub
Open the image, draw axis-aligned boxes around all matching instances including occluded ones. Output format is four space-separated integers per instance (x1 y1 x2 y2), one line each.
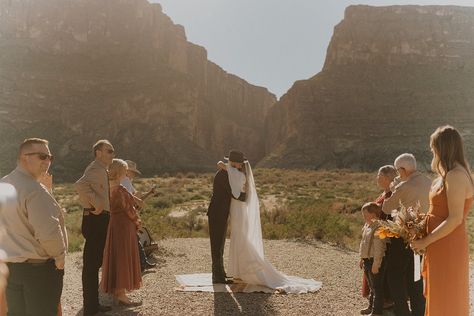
153 197 172 209
171 195 184 204
190 194 205 201
186 172 197 178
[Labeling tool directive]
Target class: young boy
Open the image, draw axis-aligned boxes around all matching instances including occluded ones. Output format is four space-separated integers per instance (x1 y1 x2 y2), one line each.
359 202 386 316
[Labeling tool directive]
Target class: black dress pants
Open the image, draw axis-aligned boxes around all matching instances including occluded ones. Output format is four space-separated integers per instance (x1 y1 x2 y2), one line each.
386 238 425 316
208 213 229 281
6 260 63 316
363 258 386 315
81 211 110 315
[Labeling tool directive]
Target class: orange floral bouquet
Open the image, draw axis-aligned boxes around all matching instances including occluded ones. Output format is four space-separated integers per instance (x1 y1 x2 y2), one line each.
375 204 428 254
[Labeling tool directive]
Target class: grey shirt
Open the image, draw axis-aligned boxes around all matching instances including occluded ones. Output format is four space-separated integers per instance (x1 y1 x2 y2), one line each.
0 166 67 267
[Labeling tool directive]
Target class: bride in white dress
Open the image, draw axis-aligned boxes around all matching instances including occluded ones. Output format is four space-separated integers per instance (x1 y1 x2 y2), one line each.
220 161 322 294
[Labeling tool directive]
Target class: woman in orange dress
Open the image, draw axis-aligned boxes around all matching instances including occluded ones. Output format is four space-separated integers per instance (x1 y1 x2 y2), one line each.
411 125 473 316
101 159 142 306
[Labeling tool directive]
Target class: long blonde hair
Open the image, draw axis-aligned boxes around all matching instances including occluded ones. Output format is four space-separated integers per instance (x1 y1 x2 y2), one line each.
430 125 473 185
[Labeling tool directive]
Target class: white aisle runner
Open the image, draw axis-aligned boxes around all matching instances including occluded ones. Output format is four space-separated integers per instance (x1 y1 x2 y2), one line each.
175 273 322 294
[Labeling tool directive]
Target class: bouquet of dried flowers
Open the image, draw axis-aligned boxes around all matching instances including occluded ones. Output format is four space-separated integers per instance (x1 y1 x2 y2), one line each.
375 203 428 254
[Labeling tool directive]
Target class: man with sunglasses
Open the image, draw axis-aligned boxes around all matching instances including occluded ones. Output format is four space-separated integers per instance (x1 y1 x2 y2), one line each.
0 138 67 315
75 139 115 315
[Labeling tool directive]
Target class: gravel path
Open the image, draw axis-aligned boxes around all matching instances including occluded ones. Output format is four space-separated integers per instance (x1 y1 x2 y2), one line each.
61 238 472 316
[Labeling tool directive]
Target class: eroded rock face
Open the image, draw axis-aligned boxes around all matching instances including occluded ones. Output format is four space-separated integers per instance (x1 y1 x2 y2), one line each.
325 5 474 69
0 0 275 180
262 5 474 170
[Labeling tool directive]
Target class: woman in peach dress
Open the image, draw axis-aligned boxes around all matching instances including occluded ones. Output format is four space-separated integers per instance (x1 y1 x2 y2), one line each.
101 159 142 306
411 125 473 316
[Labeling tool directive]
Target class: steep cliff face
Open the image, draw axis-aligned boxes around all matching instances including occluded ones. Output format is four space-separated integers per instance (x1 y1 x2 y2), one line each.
0 0 276 180
262 5 474 170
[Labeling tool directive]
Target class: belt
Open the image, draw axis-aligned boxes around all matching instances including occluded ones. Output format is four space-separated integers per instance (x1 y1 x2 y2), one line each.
25 258 51 263
83 209 110 216
6 258 53 265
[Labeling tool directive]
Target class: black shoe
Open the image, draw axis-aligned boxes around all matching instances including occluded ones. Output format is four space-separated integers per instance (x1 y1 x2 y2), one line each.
98 305 112 312
144 261 156 269
212 279 234 284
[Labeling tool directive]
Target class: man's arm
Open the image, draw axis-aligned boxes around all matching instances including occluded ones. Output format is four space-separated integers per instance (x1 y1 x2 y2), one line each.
213 170 231 198
27 188 67 269
74 166 105 212
382 183 406 215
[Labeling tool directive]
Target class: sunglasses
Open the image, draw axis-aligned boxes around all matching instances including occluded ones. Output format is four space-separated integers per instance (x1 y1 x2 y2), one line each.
24 152 54 161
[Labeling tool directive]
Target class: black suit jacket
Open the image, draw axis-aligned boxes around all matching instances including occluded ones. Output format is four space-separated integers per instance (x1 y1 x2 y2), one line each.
207 169 246 218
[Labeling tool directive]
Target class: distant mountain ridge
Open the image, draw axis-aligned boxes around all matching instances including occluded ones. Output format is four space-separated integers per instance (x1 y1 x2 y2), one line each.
261 5 474 170
2 3 474 178
0 0 276 180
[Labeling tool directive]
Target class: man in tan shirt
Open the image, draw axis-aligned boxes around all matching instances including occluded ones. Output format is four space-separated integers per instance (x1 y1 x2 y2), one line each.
382 164 431 216
0 138 67 315
0 183 16 316
75 139 114 316
382 153 431 316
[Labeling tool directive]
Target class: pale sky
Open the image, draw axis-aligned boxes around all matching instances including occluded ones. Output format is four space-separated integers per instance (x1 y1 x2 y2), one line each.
154 1 474 98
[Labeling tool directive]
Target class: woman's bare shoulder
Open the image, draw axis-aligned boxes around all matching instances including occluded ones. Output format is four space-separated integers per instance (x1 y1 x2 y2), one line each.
446 167 474 196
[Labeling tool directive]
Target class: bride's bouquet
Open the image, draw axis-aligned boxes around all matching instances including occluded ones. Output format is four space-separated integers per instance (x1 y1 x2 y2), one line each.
375 203 428 254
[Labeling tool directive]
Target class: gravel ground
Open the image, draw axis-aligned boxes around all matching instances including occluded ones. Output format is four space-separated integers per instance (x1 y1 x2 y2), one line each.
61 238 473 316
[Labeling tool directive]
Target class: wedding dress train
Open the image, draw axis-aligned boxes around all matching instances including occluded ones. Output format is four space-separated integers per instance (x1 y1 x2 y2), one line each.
226 163 322 293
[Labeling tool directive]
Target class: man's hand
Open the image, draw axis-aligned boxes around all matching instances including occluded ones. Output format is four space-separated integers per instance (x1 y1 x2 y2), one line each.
371 265 379 274
389 176 401 191
0 255 8 298
39 172 53 193
55 258 65 270
217 161 226 171
91 203 104 215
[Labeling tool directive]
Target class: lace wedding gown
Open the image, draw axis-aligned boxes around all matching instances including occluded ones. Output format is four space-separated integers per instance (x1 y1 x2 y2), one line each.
227 163 322 293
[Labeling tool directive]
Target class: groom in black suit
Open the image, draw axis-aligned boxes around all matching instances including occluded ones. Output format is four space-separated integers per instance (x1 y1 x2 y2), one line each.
207 150 247 284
